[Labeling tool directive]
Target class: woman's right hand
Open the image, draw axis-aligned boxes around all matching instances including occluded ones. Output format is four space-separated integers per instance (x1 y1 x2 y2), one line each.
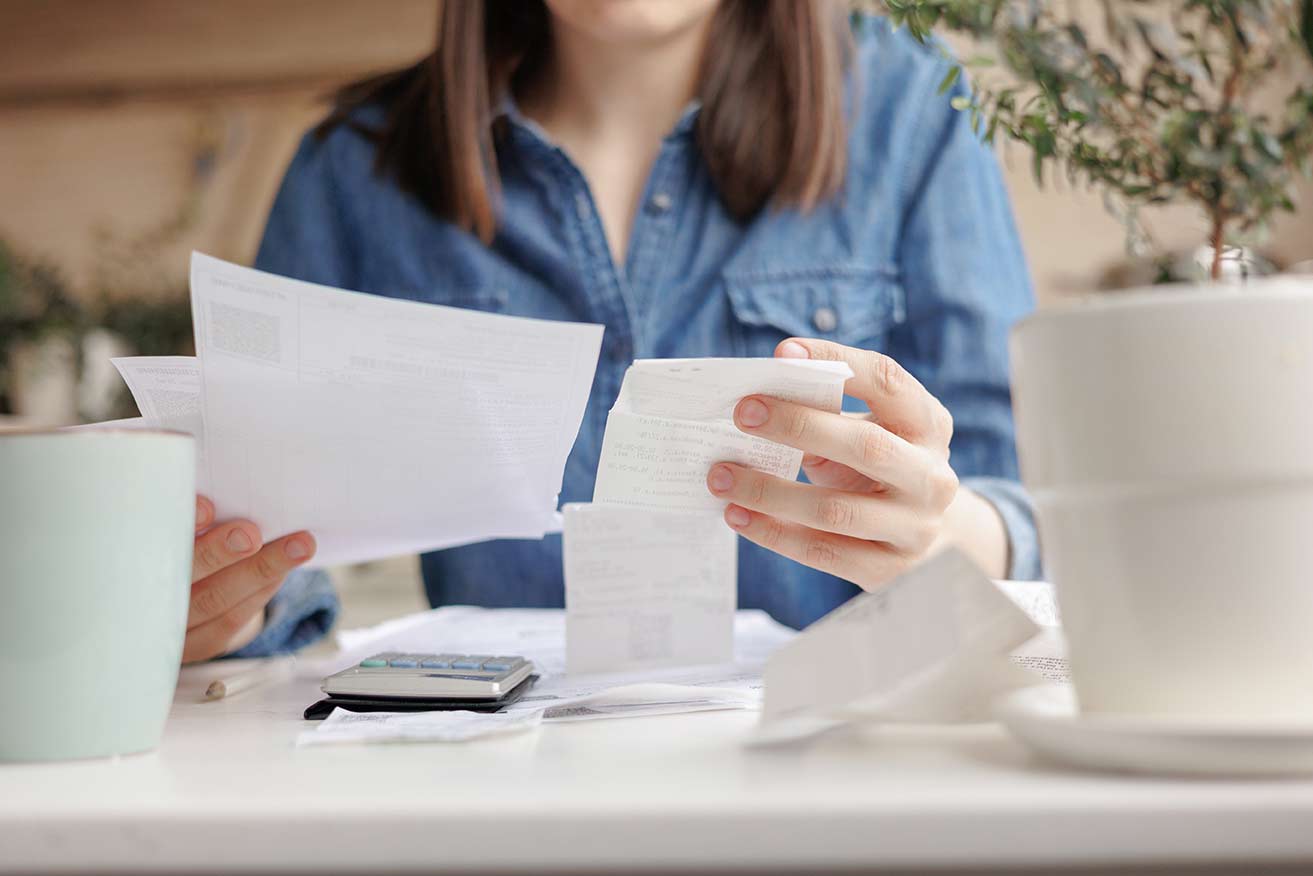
184 496 316 663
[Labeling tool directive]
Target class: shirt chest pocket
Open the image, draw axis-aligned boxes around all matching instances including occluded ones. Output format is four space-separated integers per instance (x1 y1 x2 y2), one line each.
723 266 906 359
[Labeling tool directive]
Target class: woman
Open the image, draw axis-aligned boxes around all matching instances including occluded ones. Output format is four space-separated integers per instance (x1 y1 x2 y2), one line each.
181 0 1040 662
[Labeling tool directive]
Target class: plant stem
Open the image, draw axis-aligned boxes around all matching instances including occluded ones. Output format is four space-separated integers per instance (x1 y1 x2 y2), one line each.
1209 16 1245 283
1209 214 1225 281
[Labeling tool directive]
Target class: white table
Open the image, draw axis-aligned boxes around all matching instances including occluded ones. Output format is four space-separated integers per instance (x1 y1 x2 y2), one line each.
5 665 1313 875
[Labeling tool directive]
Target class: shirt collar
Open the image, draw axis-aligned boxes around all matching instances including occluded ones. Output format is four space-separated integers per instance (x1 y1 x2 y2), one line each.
494 92 702 147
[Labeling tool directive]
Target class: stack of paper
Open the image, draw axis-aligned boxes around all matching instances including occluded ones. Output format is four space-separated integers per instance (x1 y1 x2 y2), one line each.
102 253 603 567
564 358 852 674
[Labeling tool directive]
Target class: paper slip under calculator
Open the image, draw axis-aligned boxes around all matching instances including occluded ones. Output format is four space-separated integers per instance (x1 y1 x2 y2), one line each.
564 357 852 675
94 253 603 567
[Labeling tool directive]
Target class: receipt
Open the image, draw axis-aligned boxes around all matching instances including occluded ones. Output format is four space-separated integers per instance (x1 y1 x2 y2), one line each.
563 503 736 674
755 549 1044 744
564 357 851 674
593 358 852 512
296 707 543 747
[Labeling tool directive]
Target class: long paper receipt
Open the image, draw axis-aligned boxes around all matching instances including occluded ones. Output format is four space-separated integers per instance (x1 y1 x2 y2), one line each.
593 357 852 512
113 253 604 567
756 549 1044 744
564 357 852 675
564 503 737 673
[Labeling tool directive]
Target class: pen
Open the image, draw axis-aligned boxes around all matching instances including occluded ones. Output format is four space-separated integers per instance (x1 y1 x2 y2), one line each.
205 655 297 701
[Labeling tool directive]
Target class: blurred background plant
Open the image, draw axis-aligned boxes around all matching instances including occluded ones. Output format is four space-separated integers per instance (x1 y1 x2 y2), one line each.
0 240 87 419
0 118 210 421
0 235 194 421
866 0 1313 281
0 240 84 369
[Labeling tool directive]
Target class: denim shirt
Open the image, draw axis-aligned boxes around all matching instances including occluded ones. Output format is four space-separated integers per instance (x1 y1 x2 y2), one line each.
232 19 1041 657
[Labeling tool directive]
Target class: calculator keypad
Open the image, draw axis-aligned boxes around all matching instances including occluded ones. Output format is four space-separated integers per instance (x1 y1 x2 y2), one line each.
325 651 534 700
356 652 529 677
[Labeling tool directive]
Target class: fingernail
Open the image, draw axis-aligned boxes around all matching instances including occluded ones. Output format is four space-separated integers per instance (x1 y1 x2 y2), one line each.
285 538 310 562
226 528 253 553
195 498 210 524
725 505 751 529
778 341 809 359
802 454 826 468
737 398 769 428
707 465 734 493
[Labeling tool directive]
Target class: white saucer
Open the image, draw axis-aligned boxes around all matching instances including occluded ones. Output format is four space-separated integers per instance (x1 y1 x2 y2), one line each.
996 684 1313 777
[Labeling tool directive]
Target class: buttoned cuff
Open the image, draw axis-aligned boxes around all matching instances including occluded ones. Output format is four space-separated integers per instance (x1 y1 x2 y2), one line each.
224 567 339 658
961 476 1044 581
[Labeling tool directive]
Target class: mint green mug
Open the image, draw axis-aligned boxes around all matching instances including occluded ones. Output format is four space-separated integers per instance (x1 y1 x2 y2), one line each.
0 430 195 761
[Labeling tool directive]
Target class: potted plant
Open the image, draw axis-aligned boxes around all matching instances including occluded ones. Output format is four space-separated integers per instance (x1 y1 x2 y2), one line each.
876 0 1313 718
0 240 86 424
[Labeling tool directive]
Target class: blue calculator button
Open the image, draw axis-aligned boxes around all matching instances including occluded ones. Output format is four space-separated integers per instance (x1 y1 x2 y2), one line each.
388 658 419 668
420 658 451 669
481 660 514 672
360 658 388 668
451 657 484 670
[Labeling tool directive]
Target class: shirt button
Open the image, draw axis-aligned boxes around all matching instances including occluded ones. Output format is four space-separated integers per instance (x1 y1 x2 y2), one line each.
650 192 673 212
812 306 838 334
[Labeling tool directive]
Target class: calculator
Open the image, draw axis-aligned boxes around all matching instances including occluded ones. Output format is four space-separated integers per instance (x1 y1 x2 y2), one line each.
322 652 535 700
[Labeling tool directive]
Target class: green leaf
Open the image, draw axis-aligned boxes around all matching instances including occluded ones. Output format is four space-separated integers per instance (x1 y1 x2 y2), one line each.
938 65 962 95
1302 0 1313 62
950 95 972 111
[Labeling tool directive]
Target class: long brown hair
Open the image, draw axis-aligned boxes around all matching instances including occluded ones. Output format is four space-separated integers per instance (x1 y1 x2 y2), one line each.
320 0 852 243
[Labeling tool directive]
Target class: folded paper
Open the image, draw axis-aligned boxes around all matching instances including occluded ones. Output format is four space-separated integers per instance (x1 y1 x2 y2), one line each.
755 549 1044 744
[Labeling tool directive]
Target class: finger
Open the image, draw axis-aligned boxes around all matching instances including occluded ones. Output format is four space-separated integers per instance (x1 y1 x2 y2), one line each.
182 577 282 664
708 463 936 551
777 338 952 446
722 504 912 588
188 531 316 629
801 454 877 492
195 496 215 533
191 519 263 584
734 395 933 496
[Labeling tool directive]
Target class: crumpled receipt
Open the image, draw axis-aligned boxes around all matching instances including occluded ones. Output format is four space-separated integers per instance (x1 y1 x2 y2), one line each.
296 708 543 747
752 549 1052 745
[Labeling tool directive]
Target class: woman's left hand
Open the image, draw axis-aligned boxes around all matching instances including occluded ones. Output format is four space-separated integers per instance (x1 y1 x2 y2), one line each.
706 338 960 589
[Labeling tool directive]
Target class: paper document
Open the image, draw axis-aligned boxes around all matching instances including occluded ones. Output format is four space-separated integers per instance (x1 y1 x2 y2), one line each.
109 356 208 492
995 578 1061 628
328 606 797 722
755 550 1043 743
541 683 757 722
994 579 1069 681
296 707 542 747
593 358 852 512
563 503 736 673
111 355 202 431
65 417 154 432
123 253 605 566
563 357 851 675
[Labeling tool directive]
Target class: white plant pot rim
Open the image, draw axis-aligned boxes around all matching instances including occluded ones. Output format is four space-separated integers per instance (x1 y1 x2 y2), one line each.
1016 275 1312 329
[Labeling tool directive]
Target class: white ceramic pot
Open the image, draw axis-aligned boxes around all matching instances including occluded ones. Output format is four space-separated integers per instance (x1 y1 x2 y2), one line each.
1010 276 1313 721
7 335 78 425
